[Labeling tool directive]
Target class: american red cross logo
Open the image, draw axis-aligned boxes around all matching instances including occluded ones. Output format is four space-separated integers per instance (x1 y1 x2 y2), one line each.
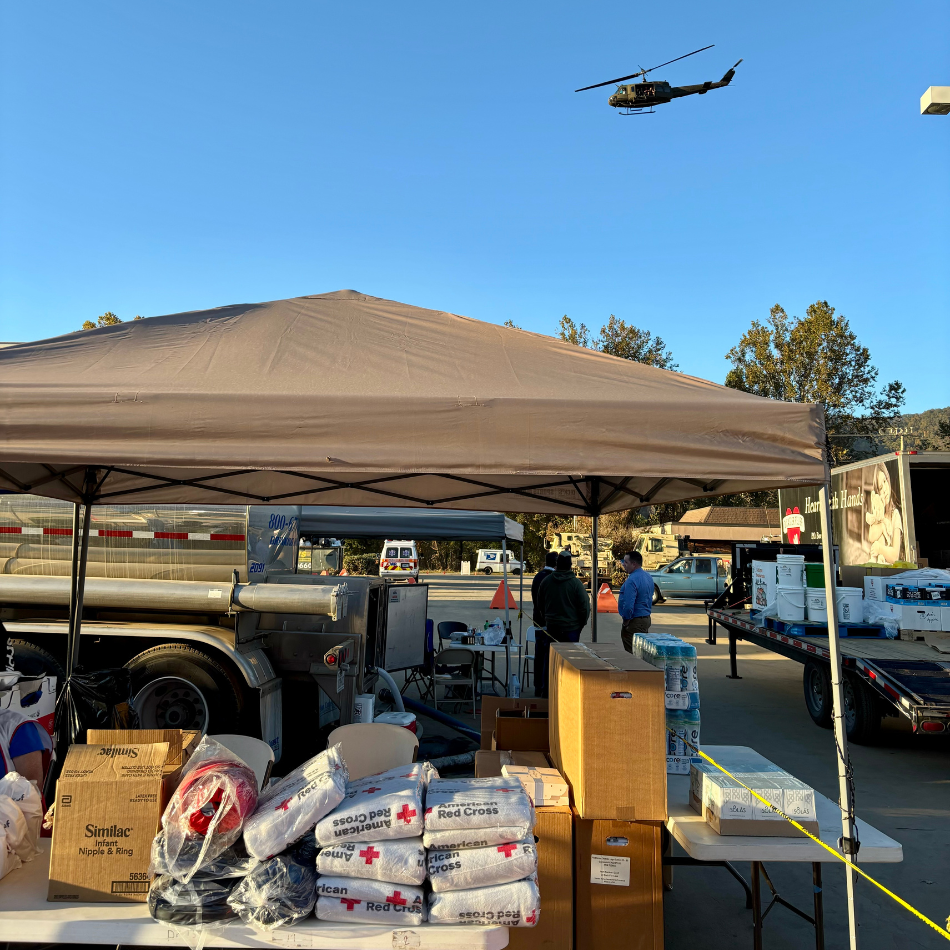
497 843 518 858
362 786 382 794
396 804 417 824
340 898 362 911
425 807 432 816
525 910 537 924
386 890 408 906
275 797 292 811
359 846 380 865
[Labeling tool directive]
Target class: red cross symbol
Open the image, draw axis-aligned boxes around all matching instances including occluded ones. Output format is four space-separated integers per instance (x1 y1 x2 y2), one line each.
275 797 292 811
386 890 408 906
340 898 362 911
359 846 380 865
362 786 382 794
497 843 519 858
497 788 514 793
401 772 416 778
396 804 417 824
424 807 433 816
525 910 537 924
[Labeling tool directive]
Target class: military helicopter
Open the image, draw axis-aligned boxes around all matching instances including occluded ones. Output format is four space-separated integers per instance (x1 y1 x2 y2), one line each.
576 45 742 115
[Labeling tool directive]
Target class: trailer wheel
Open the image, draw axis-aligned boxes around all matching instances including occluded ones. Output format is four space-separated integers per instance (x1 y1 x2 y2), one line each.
7 639 66 680
803 661 833 728
126 644 245 735
844 674 880 744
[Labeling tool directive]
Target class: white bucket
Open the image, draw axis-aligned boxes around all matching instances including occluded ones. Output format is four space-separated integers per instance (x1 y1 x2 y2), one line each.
777 585 806 622
836 587 864 624
806 588 827 622
776 556 805 586
375 711 418 734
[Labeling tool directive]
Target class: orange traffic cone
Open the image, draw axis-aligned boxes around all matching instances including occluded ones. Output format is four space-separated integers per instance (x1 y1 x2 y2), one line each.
597 583 619 614
489 580 518 610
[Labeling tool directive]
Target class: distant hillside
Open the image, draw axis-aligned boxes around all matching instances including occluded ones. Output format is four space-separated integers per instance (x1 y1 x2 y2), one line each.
900 406 950 450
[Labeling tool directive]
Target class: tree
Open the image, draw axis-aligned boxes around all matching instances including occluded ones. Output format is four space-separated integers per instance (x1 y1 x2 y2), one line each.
503 319 521 330
80 313 144 330
725 301 905 465
558 314 677 370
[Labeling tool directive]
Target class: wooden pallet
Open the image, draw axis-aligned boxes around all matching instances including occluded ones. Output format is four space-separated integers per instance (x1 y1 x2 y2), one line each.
764 616 887 638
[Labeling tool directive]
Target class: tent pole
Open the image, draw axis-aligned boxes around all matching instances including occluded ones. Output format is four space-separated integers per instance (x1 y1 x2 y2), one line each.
818 484 859 950
518 541 524 647
65 504 82 677
68 502 93 676
501 538 510 631
591 513 599 643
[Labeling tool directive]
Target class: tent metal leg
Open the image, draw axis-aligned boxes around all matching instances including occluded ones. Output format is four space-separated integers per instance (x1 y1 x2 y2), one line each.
727 629 741 679
591 514 598 643
67 501 92 677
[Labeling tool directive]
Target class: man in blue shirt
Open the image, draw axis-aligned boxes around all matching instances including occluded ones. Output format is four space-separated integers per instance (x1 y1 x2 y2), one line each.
617 550 654 653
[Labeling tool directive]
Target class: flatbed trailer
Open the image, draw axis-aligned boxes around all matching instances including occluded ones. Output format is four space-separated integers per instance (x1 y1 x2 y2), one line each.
707 606 950 742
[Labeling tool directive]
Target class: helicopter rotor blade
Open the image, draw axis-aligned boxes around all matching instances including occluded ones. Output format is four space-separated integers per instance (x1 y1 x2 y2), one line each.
574 44 714 92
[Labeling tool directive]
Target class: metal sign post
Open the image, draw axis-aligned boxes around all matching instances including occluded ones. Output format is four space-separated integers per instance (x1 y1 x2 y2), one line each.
818 483 860 950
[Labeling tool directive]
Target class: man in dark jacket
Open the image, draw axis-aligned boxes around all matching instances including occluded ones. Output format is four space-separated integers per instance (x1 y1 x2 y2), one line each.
533 552 591 698
531 551 558 607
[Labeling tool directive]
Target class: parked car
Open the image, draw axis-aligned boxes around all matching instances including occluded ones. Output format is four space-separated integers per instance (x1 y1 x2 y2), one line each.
475 548 526 575
649 556 731 603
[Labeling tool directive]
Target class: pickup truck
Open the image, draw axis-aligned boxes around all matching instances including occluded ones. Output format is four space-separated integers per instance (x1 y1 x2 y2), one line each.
649 555 731 603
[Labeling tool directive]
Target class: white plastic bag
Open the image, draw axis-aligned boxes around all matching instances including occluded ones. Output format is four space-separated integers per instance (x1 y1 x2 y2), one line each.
314 762 428 847
428 877 540 927
428 839 537 892
0 795 30 863
863 600 900 638
243 744 347 860
315 875 425 924
315 837 426 885
0 773 42 861
0 826 21 882
423 826 532 850
425 777 534 834
152 736 260 884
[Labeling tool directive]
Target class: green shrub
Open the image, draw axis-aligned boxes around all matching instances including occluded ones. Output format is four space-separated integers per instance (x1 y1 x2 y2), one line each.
343 554 379 576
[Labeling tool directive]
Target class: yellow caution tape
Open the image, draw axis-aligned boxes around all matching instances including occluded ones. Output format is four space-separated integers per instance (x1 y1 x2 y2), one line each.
677 734 950 940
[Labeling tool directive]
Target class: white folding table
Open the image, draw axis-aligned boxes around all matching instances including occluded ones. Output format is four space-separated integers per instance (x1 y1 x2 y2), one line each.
665 745 902 950
0 841 509 949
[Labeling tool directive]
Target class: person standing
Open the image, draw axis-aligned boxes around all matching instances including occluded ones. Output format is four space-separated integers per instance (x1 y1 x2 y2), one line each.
533 552 590 698
531 551 558 608
618 550 654 653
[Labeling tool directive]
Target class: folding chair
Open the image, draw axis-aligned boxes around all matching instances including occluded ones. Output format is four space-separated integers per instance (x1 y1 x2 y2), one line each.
327 723 419 781
521 626 537 690
433 647 477 716
437 620 468 649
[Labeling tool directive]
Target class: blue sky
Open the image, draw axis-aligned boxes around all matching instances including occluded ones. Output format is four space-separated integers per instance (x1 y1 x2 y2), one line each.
1 1 947 412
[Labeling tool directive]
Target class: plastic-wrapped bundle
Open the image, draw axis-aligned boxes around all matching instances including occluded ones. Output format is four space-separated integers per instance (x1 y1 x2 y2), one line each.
243 745 346 860
423 826 531 851
0 795 30 864
314 762 431 847
315 875 425 924
148 875 238 927
428 839 536 893
315 837 426 886
0 774 42 862
151 737 259 884
0 828 21 882
428 878 540 927
424 778 534 838
151 830 259 881
227 848 317 931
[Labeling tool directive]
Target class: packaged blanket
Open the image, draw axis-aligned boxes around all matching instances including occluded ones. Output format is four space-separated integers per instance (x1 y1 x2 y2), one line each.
422 826 531 851
315 875 425 924
314 762 431 847
243 744 346 860
148 875 238 927
428 878 540 927
227 848 316 931
428 839 537 892
151 830 259 881
315 837 426 886
424 777 534 834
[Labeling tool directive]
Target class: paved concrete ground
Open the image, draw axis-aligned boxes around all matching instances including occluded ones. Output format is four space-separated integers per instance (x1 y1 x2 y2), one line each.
419 573 950 950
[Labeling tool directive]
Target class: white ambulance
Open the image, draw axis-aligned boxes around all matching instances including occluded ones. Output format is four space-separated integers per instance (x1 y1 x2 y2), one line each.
379 540 420 579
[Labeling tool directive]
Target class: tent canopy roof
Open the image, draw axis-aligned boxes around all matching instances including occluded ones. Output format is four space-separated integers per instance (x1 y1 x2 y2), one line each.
0 290 828 513
300 506 523 542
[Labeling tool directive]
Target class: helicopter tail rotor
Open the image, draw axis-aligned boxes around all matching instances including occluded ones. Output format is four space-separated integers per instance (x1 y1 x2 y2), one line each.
720 58 743 84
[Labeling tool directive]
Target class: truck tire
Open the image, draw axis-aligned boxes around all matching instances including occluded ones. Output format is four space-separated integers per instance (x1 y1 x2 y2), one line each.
652 585 664 605
803 661 832 728
125 644 245 735
843 674 880 744
7 639 67 680
483 567 493 575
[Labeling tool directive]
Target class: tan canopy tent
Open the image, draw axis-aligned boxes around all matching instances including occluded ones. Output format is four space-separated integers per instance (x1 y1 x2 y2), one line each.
0 289 827 509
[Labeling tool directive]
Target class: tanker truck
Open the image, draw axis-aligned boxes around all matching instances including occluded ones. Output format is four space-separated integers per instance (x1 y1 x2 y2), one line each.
0 495 428 767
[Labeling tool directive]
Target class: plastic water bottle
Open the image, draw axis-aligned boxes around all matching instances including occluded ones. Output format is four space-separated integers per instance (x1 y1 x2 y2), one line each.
509 671 521 698
666 710 686 756
680 643 699 692
683 709 701 754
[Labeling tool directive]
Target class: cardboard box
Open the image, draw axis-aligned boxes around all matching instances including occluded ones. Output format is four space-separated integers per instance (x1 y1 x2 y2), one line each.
573 812 663 950
942 607 950 634
864 576 887 602
549 643 666 821
49 743 169 902
475 749 551 777
476 752 573 950
899 604 942 632
503 765 569 807
480 697 548 749
86 728 200 808
494 708 550 752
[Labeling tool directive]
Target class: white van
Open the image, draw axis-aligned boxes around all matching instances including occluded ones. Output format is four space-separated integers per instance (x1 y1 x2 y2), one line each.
380 540 420 579
475 549 525 575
